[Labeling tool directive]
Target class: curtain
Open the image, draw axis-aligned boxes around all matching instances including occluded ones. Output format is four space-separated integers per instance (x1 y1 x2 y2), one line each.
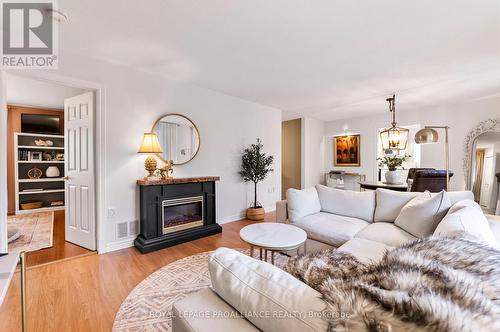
155 122 178 161
190 126 196 159
472 149 485 202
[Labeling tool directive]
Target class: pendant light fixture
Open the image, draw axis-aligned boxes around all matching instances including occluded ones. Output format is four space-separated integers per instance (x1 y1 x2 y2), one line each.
380 94 409 151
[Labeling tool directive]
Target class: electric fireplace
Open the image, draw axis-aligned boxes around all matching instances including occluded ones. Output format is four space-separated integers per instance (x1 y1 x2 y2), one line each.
135 176 222 253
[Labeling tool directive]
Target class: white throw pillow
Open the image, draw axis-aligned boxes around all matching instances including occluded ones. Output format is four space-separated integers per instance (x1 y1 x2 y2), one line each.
315 184 376 222
286 187 321 222
434 199 498 248
395 191 452 237
374 189 424 222
209 248 328 332
432 191 474 205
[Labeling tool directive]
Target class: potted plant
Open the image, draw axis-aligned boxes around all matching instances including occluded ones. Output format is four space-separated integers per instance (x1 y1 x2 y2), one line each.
239 138 274 221
377 155 410 184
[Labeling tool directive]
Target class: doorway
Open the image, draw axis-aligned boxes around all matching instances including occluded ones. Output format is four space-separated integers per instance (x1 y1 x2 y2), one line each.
282 119 302 199
3 73 97 266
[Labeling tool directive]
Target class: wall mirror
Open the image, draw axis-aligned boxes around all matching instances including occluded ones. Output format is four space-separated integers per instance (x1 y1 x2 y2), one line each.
463 119 500 213
152 113 200 165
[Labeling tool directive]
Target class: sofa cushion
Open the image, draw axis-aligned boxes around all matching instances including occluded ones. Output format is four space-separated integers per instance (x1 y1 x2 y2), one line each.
286 187 321 222
395 190 451 237
172 288 260 332
354 222 417 247
374 189 425 222
293 212 369 247
434 199 498 248
208 248 328 332
315 184 376 222
337 238 393 263
443 191 474 205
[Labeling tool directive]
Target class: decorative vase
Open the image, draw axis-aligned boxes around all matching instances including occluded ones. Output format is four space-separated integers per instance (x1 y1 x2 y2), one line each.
246 207 265 221
385 170 401 184
45 166 60 178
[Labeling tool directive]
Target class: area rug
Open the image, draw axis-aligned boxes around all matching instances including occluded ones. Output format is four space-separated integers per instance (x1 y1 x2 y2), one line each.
112 249 289 332
7 212 54 253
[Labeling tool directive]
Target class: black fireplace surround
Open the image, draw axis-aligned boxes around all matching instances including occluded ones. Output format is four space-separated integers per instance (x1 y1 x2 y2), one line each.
135 177 222 254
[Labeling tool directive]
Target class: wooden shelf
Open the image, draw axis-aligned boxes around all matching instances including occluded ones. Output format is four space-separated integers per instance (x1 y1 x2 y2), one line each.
18 145 64 150
18 160 64 163
18 178 65 183
19 189 64 195
17 206 65 214
15 132 65 215
17 132 63 138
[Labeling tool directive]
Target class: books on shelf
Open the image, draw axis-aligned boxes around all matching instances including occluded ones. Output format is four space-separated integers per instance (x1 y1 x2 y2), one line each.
21 188 43 192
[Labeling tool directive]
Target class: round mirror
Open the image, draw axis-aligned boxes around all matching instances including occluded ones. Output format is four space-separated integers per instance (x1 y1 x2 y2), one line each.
152 114 200 165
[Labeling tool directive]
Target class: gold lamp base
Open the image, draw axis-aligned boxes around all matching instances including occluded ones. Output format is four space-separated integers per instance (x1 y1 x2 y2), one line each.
144 155 158 179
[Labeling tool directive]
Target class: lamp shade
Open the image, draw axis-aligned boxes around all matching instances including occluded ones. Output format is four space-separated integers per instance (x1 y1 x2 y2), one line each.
380 126 409 150
415 128 439 144
138 132 163 153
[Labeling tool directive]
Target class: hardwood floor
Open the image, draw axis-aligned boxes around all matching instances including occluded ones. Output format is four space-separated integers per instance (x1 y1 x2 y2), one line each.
0 213 274 332
25 210 94 267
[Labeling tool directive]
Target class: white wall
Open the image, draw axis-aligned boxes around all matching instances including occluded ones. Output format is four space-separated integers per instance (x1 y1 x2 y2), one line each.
6 73 87 109
325 97 500 190
301 117 326 188
2 52 282 252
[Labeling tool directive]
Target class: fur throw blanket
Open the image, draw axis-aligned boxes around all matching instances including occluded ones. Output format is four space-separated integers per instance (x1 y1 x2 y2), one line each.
284 237 500 332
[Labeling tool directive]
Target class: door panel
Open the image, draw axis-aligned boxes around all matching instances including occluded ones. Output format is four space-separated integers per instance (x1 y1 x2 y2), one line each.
64 92 96 250
68 184 77 227
80 127 88 171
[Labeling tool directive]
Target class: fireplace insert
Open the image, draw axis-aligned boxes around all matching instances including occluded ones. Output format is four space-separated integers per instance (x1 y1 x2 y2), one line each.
162 196 204 234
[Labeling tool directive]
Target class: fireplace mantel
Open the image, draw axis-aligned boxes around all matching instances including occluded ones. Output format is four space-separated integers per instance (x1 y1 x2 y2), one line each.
137 176 220 186
134 176 222 253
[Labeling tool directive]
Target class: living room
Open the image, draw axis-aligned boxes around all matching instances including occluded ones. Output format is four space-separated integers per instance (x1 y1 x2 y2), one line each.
0 1 499 331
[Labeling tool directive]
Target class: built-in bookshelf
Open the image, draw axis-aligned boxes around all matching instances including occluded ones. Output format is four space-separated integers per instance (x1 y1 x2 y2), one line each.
14 132 65 215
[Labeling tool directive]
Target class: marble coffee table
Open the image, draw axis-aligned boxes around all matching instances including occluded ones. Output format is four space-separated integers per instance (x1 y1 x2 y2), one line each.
240 223 307 264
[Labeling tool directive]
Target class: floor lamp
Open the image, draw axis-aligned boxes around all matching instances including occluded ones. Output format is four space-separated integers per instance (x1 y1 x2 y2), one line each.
414 126 450 191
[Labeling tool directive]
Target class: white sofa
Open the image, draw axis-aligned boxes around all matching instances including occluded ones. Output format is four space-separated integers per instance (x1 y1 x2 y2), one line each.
172 186 500 332
277 185 500 262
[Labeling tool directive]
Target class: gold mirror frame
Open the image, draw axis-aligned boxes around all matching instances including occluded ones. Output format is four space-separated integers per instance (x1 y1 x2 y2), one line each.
151 113 201 165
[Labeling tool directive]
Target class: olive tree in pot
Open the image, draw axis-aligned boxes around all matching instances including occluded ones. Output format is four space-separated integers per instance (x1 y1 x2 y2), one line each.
377 155 410 184
239 138 274 221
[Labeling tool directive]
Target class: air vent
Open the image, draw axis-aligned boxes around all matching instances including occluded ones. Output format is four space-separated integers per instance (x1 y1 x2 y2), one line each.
129 220 139 235
116 222 128 239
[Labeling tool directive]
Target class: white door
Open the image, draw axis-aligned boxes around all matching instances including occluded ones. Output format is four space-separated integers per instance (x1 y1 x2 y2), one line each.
480 156 494 208
64 92 96 250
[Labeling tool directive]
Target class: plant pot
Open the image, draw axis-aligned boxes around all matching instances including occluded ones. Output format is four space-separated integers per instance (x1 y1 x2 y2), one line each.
246 207 265 221
385 170 401 184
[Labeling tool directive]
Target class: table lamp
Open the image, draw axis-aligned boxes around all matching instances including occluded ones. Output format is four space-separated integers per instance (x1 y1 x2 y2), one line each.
138 132 163 179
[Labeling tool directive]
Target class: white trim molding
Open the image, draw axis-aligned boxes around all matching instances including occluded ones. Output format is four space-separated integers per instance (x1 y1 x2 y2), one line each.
0 72 7 253
463 118 500 190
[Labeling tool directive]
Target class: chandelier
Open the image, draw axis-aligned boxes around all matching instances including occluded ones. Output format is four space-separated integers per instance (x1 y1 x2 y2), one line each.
380 94 409 151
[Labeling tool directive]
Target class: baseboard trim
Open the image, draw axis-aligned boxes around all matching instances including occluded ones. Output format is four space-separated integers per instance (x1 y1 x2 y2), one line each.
217 205 276 224
217 212 246 224
104 237 136 253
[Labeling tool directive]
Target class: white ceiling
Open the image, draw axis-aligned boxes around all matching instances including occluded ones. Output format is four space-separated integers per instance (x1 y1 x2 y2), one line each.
58 0 500 121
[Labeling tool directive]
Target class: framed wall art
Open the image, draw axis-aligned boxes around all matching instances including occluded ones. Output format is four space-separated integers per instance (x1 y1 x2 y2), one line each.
334 134 360 167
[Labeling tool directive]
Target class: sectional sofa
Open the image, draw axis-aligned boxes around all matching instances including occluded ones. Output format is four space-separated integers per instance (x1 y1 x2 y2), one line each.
172 185 500 332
